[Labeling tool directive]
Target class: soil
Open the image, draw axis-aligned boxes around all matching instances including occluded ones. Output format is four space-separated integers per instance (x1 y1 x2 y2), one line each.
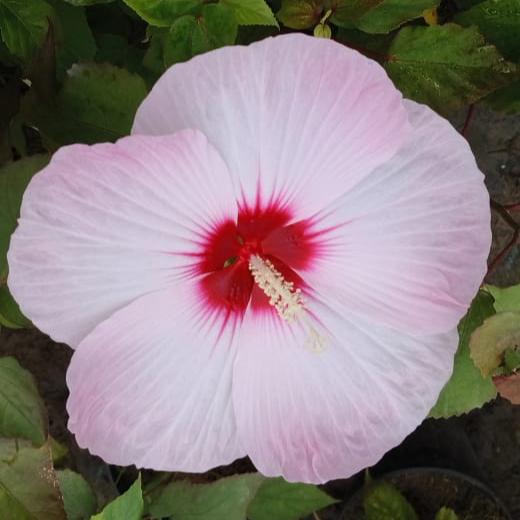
0 104 519 517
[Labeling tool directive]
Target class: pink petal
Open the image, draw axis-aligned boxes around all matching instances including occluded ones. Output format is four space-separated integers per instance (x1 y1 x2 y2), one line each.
302 100 491 335
133 34 410 219
67 282 244 471
233 297 458 483
8 131 236 347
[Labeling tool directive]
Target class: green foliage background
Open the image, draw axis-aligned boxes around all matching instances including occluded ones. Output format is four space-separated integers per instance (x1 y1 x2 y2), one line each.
0 0 520 518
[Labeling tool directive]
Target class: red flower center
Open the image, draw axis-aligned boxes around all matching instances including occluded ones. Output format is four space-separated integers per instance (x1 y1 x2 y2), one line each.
194 202 319 320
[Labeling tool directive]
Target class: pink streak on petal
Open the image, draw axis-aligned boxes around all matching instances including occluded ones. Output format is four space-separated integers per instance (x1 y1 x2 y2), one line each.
233 296 458 483
7 131 237 347
133 33 411 221
67 282 245 472
301 100 491 335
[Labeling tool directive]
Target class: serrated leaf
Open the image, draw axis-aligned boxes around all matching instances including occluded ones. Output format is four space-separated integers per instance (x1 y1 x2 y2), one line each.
57 469 97 520
385 24 516 115
454 0 520 61
0 356 47 445
25 63 148 148
247 477 336 520
0 155 49 279
91 476 142 520
222 0 278 26
470 311 520 377
363 481 418 520
485 81 520 113
162 4 238 67
122 0 203 26
486 283 520 313
430 291 497 418
50 0 97 79
435 506 459 520
147 474 263 520
332 0 440 34
0 0 55 62
277 0 324 29
0 439 66 520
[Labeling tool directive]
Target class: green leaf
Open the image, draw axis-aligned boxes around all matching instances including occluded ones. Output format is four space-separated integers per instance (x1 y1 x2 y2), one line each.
162 4 238 67
91 475 142 520
25 63 148 148
95 34 145 74
435 506 459 520
336 27 393 62
485 80 520 113
0 356 47 445
51 0 97 79
470 311 520 377
57 469 97 520
0 439 66 520
454 0 520 61
247 477 336 520
332 0 440 34
143 26 166 75
277 0 324 29
363 481 418 520
0 155 49 279
314 22 332 38
0 156 48 329
486 283 520 313
0 0 55 62
222 0 278 26
385 24 516 116
0 285 31 329
122 0 203 26
147 474 263 520
430 291 497 418
504 347 520 372
49 436 68 465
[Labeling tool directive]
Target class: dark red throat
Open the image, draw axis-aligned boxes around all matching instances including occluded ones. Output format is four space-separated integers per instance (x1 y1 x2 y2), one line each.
192 202 320 319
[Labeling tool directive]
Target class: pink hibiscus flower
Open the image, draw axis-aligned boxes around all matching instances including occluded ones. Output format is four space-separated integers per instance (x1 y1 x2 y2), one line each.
8 34 490 483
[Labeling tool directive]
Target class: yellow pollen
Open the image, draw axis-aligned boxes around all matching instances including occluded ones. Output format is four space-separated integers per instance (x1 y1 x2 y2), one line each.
248 255 305 322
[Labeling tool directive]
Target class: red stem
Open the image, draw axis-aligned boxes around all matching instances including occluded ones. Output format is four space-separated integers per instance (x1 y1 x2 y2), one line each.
461 104 475 137
504 202 520 212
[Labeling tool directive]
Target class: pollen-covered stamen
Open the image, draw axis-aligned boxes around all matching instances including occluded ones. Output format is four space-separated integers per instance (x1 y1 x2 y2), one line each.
249 255 305 322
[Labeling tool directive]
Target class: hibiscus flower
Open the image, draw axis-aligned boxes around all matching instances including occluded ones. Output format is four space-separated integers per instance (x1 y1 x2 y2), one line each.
8 34 490 483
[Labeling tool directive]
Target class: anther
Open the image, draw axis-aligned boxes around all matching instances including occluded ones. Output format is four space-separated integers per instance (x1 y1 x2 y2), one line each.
248 255 305 322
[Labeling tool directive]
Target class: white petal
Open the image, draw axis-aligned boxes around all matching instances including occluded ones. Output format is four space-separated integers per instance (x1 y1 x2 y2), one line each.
8 131 236 346
67 281 244 471
302 100 491 334
233 296 457 483
133 34 410 219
